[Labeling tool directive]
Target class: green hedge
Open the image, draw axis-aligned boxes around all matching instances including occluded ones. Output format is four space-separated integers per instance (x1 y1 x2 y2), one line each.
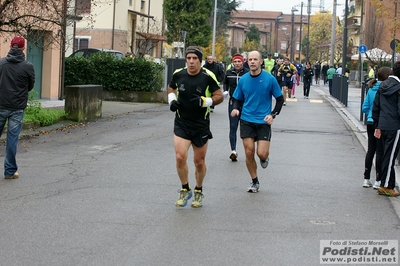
65 52 164 92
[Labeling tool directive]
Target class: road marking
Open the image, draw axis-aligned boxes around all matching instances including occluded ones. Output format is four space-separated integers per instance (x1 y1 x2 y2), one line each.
310 99 324 103
286 98 297 102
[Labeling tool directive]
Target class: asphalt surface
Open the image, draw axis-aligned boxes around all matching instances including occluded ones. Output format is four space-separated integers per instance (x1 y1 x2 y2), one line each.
0 82 398 265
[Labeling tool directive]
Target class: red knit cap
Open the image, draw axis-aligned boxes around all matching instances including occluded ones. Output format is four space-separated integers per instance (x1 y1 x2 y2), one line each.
232 54 244 63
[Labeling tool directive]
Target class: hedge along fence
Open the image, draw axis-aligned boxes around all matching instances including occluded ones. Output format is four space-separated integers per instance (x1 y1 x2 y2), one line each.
65 53 164 92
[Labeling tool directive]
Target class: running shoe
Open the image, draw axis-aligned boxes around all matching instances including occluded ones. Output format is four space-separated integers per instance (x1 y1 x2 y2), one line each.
377 187 399 197
363 179 372 188
230 151 238 161
247 182 260 193
176 188 192 207
373 181 381 190
191 190 203 208
260 157 269 169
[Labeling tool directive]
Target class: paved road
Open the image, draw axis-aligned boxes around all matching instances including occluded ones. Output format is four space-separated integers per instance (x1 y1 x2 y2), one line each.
0 84 399 265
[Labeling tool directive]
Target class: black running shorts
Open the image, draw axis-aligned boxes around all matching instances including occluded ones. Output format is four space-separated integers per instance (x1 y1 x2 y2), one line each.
174 126 213 147
240 120 271 141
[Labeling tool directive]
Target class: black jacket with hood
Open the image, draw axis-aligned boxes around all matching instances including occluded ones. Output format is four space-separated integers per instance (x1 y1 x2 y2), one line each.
372 76 400 130
0 48 35 111
203 61 224 83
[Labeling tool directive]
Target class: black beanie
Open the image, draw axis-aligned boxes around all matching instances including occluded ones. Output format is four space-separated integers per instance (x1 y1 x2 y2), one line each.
185 46 203 62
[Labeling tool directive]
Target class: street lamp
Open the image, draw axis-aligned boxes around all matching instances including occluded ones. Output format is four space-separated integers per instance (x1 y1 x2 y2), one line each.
290 7 298 61
181 30 187 58
274 13 284 56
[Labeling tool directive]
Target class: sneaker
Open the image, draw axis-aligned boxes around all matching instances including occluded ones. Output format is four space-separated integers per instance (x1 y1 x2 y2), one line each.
229 151 238 161
377 187 400 197
283 102 286 106
191 190 203 208
176 188 192 207
260 157 269 169
363 179 372 188
247 182 260 193
4 172 19 179
373 181 381 190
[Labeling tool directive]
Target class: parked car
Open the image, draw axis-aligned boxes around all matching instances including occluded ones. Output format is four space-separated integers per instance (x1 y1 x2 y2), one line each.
69 48 124 59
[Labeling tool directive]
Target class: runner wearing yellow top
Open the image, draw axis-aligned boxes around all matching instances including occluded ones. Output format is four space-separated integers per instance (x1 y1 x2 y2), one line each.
263 53 275 73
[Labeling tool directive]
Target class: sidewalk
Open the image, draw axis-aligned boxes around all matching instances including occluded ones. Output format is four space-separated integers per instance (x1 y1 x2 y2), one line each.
16 100 165 138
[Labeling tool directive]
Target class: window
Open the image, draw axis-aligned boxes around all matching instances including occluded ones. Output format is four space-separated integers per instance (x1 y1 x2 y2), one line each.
280 41 286 51
74 36 91 51
129 0 132 6
76 0 91 15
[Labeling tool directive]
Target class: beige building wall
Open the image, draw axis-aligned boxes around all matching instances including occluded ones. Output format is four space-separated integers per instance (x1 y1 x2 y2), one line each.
75 0 164 56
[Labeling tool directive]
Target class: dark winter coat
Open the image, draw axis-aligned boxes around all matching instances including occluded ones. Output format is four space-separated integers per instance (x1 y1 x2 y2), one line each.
0 48 35 110
372 76 400 130
303 67 314 81
203 61 224 83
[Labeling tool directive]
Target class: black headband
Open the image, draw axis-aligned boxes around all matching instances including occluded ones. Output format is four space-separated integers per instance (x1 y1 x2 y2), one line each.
185 46 203 62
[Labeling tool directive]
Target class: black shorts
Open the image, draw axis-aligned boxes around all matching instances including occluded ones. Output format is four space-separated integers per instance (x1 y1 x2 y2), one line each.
281 80 292 88
240 120 271 141
174 125 213 147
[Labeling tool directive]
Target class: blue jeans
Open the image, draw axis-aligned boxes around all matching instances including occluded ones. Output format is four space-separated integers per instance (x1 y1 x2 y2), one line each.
0 109 24 177
228 99 240 151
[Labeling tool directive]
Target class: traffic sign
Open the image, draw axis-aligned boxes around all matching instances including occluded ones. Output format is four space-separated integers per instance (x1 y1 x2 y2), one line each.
390 39 400 51
359 44 367 53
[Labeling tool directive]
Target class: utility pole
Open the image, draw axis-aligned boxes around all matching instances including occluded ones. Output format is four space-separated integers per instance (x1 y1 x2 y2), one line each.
212 0 217 57
329 0 337 67
299 2 303 61
342 0 348 72
358 0 364 87
290 7 298 61
306 0 311 62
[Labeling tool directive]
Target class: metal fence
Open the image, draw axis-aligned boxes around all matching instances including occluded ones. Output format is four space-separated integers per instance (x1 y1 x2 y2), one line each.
332 74 349 106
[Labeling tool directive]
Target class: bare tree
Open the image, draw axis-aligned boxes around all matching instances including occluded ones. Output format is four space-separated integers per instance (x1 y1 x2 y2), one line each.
134 17 163 58
364 7 384 51
0 0 101 49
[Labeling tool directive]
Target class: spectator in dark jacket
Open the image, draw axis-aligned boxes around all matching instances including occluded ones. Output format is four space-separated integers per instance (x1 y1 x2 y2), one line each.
372 61 400 197
223 54 249 162
271 58 283 88
203 55 224 83
203 55 224 112
303 61 313 99
0 36 35 180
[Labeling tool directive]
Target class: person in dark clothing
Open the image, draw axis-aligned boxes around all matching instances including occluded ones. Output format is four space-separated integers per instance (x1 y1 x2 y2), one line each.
223 54 249 162
271 58 283 89
361 67 391 189
303 61 313 99
314 61 321 85
322 63 329 85
372 61 400 197
0 36 35 180
203 55 224 112
168 46 224 207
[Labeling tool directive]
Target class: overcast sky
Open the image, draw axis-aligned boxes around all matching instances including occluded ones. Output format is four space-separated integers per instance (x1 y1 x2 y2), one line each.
238 0 347 16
